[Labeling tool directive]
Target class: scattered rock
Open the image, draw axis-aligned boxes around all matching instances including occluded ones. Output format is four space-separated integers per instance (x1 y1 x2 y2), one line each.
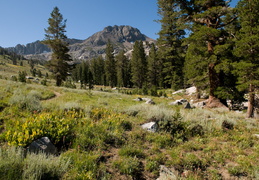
141 122 158 132
172 89 184 95
133 97 143 101
184 102 192 109
185 86 197 95
157 165 178 180
142 98 152 102
192 101 207 108
169 99 188 106
200 93 209 99
146 99 155 105
27 137 57 155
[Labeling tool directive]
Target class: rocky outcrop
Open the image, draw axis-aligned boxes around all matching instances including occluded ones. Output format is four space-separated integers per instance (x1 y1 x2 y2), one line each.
69 25 155 60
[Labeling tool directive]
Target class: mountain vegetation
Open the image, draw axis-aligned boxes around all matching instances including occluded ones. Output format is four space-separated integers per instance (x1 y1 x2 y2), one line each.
0 0 259 179
42 6 72 86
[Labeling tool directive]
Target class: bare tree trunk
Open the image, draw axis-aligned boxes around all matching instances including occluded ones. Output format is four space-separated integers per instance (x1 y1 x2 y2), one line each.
247 84 255 118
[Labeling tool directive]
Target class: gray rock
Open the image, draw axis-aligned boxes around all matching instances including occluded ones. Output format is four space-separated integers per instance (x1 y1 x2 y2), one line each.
133 97 143 101
157 165 178 180
169 99 187 106
185 86 197 95
192 101 206 108
27 137 57 155
184 102 192 109
141 122 158 132
172 89 184 95
142 98 152 102
169 101 182 105
146 99 155 105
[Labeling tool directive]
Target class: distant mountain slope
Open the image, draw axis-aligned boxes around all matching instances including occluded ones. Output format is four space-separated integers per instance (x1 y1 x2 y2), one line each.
5 39 83 55
6 25 155 61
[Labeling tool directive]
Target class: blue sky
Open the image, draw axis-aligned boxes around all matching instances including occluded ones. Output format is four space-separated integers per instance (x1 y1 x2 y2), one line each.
0 0 239 48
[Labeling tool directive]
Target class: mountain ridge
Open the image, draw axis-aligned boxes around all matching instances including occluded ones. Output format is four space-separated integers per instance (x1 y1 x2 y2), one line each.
5 25 155 61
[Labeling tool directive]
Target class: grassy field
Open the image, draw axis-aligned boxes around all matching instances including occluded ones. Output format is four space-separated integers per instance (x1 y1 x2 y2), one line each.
0 59 259 179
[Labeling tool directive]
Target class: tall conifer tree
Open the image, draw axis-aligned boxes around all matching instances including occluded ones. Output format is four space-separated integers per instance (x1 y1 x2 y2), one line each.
234 0 259 118
90 56 105 85
116 50 131 88
105 40 116 88
43 7 71 86
157 0 185 90
174 0 237 106
147 43 159 87
131 40 147 88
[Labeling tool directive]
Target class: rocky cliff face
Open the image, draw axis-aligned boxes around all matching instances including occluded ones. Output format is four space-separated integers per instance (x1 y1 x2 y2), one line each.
6 25 155 61
69 25 155 60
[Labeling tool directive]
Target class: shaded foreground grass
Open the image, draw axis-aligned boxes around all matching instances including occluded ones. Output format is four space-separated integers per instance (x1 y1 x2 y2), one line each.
0 79 259 179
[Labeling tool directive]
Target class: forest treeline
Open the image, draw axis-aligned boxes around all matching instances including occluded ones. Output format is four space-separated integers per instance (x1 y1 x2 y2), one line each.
42 0 258 118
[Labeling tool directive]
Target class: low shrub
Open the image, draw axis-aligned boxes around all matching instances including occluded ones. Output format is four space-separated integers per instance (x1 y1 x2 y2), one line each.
113 156 141 177
5 111 79 147
0 147 23 180
118 145 145 158
63 150 109 180
228 166 248 177
157 112 189 140
180 153 207 171
9 89 42 111
22 152 70 180
222 120 234 130
0 146 70 180
75 108 127 151
146 132 175 148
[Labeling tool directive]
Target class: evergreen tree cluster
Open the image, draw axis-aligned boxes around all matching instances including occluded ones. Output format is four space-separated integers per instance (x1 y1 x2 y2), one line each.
41 2 258 118
71 0 259 118
71 40 161 90
154 0 259 117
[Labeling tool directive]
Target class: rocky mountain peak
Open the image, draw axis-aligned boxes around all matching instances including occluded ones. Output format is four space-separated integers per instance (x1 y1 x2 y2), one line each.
6 25 155 61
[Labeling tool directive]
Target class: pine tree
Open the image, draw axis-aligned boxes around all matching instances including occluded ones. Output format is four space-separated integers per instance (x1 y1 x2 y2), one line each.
105 40 117 87
116 50 131 88
174 0 237 106
233 0 259 118
147 43 159 87
42 6 71 86
131 40 147 88
90 56 105 85
156 0 186 90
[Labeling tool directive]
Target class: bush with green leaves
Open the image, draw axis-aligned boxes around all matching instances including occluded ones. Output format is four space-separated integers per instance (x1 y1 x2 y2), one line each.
157 112 189 140
5 111 80 147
